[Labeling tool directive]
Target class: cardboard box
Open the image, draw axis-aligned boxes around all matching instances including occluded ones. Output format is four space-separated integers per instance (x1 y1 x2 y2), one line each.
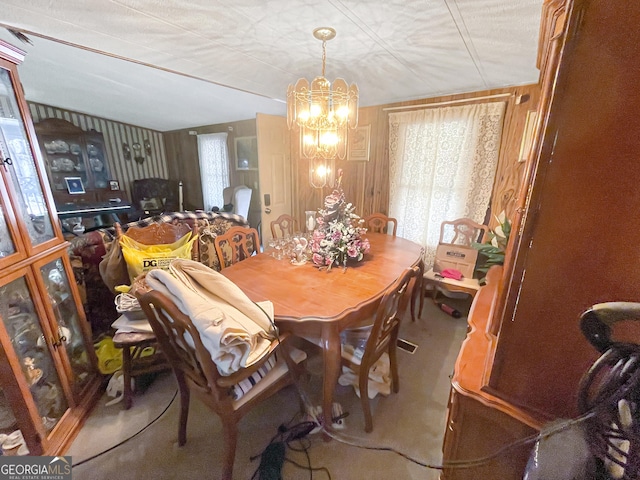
433 243 478 279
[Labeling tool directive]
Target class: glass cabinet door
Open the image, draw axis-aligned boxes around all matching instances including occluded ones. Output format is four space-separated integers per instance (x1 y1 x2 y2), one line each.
85 134 109 190
39 258 92 398
0 275 68 434
0 66 55 247
41 136 88 195
0 387 18 438
0 190 17 259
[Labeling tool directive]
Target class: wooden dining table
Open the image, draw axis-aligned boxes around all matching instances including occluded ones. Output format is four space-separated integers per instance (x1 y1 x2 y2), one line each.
220 232 424 427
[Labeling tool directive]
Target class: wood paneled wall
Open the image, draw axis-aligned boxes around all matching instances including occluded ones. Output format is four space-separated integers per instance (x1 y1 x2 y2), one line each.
163 84 541 231
29 102 167 201
163 119 261 226
29 84 539 233
292 84 541 229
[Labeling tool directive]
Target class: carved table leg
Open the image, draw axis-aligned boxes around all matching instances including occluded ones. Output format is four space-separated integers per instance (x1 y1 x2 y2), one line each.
321 323 341 440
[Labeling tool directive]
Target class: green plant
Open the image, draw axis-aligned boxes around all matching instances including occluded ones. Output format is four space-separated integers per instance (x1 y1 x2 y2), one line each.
472 211 511 279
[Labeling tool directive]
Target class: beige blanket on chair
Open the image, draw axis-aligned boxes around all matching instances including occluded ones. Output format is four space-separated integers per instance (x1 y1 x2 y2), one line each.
145 259 275 375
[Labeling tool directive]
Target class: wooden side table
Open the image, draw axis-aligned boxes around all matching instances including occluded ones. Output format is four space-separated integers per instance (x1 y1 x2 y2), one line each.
112 331 170 409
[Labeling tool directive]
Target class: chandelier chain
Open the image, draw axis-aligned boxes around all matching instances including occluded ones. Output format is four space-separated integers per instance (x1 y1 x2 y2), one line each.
321 39 326 77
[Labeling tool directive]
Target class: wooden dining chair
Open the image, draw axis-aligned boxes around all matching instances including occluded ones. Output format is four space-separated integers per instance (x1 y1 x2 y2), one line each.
111 220 199 409
270 214 298 239
364 213 397 236
341 265 419 432
137 289 306 480
213 226 261 269
419 218 489 318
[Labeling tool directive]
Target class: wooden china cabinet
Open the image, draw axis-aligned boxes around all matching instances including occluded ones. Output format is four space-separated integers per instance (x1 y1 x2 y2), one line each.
34 118 120 205
441 0 640 478
0 40 101 455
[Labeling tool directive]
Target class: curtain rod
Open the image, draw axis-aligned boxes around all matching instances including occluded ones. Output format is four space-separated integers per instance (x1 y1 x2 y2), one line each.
382 93 513 112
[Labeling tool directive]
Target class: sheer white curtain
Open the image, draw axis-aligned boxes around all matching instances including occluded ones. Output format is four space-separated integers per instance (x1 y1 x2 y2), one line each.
197 133 230 210
388 102 505 267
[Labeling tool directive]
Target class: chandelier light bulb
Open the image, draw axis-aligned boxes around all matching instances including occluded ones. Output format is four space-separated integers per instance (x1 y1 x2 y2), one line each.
303 133 315 145
320 132 338 146
336 106 349 119
309 104 321 118
316 164 328 178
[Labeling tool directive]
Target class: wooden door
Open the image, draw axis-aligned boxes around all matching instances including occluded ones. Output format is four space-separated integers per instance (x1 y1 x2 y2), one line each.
256 113 292 241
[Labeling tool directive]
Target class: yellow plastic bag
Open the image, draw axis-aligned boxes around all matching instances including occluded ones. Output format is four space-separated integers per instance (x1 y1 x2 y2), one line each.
119 231 192 252
94 337 123 375
121 234 197 281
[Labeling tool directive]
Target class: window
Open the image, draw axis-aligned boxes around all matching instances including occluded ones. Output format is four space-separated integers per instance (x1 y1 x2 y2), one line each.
197 133 230 210
388 102 505 267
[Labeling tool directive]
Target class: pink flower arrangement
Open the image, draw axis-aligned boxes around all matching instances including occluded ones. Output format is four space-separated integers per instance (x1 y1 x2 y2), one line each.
310 173 370 271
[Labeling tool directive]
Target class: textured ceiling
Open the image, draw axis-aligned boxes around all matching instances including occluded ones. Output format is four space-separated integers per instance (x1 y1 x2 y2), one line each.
0 0 543 132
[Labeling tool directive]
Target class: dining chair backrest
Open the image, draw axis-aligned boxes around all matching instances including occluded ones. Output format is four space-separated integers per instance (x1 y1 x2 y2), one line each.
113 220 200 282
115 221 198 259
137 289 301 480
342 265 419 432
364 213 398 236
439 218 488 246
270 214 298 239
214 226 261 269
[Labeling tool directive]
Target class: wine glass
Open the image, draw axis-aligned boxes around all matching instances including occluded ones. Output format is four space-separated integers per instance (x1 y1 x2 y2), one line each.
267 238 277 258
274 239 283 260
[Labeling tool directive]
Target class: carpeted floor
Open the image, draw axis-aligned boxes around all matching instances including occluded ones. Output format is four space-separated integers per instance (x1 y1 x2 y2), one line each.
68 296 470 479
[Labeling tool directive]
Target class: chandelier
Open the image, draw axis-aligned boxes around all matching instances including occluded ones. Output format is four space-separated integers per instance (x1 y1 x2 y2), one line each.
287 27 359 188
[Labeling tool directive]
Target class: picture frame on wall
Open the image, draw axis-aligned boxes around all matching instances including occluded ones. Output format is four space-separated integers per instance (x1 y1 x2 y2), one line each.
348 125 371 161
235 136 258 170
109 180 120 191
65 177 85 195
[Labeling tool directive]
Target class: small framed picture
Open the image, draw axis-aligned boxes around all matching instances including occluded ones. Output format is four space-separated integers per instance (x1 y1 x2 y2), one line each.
109 180 120 191
348 125 371 162
65 177 85 195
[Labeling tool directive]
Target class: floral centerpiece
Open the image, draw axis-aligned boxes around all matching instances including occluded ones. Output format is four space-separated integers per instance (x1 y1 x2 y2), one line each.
310 171 370 271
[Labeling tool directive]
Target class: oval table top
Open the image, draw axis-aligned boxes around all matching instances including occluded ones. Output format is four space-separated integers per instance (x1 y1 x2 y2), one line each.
220 232 424 325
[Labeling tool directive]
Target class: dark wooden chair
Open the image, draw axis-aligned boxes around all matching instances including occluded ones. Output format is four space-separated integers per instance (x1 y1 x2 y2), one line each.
131 178 180 217
364 213 398 236
214 226 260 269
341 266 419 432
270 214 298 239
137 289 306 480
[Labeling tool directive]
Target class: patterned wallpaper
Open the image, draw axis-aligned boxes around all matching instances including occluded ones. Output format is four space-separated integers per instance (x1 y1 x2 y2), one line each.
28 102 168 200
